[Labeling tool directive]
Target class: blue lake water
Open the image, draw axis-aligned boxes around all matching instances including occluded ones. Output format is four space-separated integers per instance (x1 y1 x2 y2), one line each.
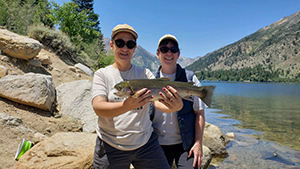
202 81 300 168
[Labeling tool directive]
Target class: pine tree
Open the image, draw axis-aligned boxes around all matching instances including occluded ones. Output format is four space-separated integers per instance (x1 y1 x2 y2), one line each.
72 0 100 32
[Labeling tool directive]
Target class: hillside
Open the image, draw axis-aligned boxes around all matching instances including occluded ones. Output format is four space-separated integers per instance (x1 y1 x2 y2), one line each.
0 48 93 168
186 10 300 81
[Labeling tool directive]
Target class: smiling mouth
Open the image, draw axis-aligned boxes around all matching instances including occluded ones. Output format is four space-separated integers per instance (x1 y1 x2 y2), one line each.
120 53 129 56
165 57 173 61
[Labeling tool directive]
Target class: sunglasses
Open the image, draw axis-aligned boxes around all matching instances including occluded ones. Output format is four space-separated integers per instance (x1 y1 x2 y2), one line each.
159 46 179 53
114 39 136 49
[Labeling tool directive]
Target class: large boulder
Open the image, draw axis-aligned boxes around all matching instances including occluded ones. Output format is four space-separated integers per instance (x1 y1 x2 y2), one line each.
74 63 94 76
203 122 228 156
0 73 56 111
0 29 42 60
56 80 97 132
14 132 97 169
201 145 212 169
35 49 52 65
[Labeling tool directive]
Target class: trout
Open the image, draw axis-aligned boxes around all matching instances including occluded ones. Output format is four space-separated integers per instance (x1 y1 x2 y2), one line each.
114 77 216 107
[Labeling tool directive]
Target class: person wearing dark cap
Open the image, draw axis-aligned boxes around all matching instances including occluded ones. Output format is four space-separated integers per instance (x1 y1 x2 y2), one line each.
91 24 183 169
151 34 206 169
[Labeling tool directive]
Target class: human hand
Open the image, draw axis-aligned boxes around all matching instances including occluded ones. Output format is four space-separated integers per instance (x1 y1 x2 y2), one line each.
188 142 203 169
123 88 152 110
158 86 183 112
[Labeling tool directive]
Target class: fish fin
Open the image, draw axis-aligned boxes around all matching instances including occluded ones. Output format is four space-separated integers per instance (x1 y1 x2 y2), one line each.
131 92 138 99
199 85 216 107
182 96 194 102
156 77 172 81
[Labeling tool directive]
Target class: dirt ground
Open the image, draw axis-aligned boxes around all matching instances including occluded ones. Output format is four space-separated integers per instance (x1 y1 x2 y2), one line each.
0 49 93 169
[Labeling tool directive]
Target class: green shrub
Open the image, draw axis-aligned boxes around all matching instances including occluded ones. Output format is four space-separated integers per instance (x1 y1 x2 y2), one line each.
28 24 82 65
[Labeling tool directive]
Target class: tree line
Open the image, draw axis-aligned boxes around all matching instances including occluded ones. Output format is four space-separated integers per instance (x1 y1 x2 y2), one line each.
196 64 300 83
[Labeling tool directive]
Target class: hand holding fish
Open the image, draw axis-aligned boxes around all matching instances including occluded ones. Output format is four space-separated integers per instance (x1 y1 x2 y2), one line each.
157 86 183 112
92 88 153 118
123 88 153 110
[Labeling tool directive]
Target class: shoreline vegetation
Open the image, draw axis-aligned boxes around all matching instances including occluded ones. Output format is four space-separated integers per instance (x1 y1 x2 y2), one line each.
195 65 300 84
201 79 300 85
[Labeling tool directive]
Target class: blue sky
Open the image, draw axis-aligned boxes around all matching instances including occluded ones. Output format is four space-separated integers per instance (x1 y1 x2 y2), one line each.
54 0 300 58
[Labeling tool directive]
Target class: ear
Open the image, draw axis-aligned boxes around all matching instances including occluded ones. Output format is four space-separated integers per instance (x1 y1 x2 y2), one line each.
110 41 114 50
156 50 160 59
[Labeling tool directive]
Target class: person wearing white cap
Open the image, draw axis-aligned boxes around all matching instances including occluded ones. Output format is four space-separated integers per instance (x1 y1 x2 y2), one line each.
91 24 183 169
151 34 206 169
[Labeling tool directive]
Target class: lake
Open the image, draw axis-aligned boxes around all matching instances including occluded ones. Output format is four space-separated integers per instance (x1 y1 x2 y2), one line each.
202 81 300 168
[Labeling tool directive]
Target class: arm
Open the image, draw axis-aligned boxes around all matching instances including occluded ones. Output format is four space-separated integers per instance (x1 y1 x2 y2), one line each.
152 86 183 113
188 109 205 169
92 88 152 118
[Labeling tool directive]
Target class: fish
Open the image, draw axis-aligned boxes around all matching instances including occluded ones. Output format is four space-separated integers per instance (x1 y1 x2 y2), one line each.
114 77 216 107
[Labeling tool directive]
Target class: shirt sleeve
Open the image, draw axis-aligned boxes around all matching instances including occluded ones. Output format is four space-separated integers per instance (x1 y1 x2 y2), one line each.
92 69 107 100
146 68 155 79
192 75 205 111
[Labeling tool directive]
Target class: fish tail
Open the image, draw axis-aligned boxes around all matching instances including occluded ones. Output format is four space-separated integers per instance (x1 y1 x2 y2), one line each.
199 85 216 107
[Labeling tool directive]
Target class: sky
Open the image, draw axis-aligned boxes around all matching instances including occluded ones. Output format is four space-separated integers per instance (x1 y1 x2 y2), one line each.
54 0 300 58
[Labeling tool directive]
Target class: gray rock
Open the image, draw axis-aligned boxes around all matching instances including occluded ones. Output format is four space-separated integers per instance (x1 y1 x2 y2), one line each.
0 73 56 111
29 59 42 67
0 65 8 78
0 112 23 127
203 122 228 155
202 145 212 169
35 50 52 65
14 132 97 169
0 29 42 60
56 80 97 132
33 132 49 144
74 63 93 76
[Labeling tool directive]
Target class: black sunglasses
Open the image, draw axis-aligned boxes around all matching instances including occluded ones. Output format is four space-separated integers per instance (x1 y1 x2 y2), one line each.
114 39 136 49
159 46 179 53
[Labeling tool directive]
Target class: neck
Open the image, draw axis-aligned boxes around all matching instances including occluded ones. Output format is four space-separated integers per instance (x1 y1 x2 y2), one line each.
113 62 132 71
160 64 177 74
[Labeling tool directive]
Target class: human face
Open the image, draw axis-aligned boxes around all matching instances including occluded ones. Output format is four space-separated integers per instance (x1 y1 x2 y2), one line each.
157 42 180 72
110 32 137 69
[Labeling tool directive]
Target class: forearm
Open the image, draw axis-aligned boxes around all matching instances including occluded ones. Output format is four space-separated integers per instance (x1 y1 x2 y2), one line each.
92 96 130 118
195 109 205 145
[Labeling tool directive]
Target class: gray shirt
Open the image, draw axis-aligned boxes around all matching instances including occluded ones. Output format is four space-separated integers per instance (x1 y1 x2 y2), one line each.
92 65 155 151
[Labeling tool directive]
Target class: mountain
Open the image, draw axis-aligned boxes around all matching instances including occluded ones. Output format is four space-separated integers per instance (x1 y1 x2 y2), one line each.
178 56 201 68
186 10 300 80
132 45 160 72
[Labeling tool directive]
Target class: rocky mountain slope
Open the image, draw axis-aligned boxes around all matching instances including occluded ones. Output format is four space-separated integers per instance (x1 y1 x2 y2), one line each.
187 10 300 79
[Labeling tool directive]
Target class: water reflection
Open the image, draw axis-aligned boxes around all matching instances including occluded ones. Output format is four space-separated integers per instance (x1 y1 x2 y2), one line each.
205 82 300 151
